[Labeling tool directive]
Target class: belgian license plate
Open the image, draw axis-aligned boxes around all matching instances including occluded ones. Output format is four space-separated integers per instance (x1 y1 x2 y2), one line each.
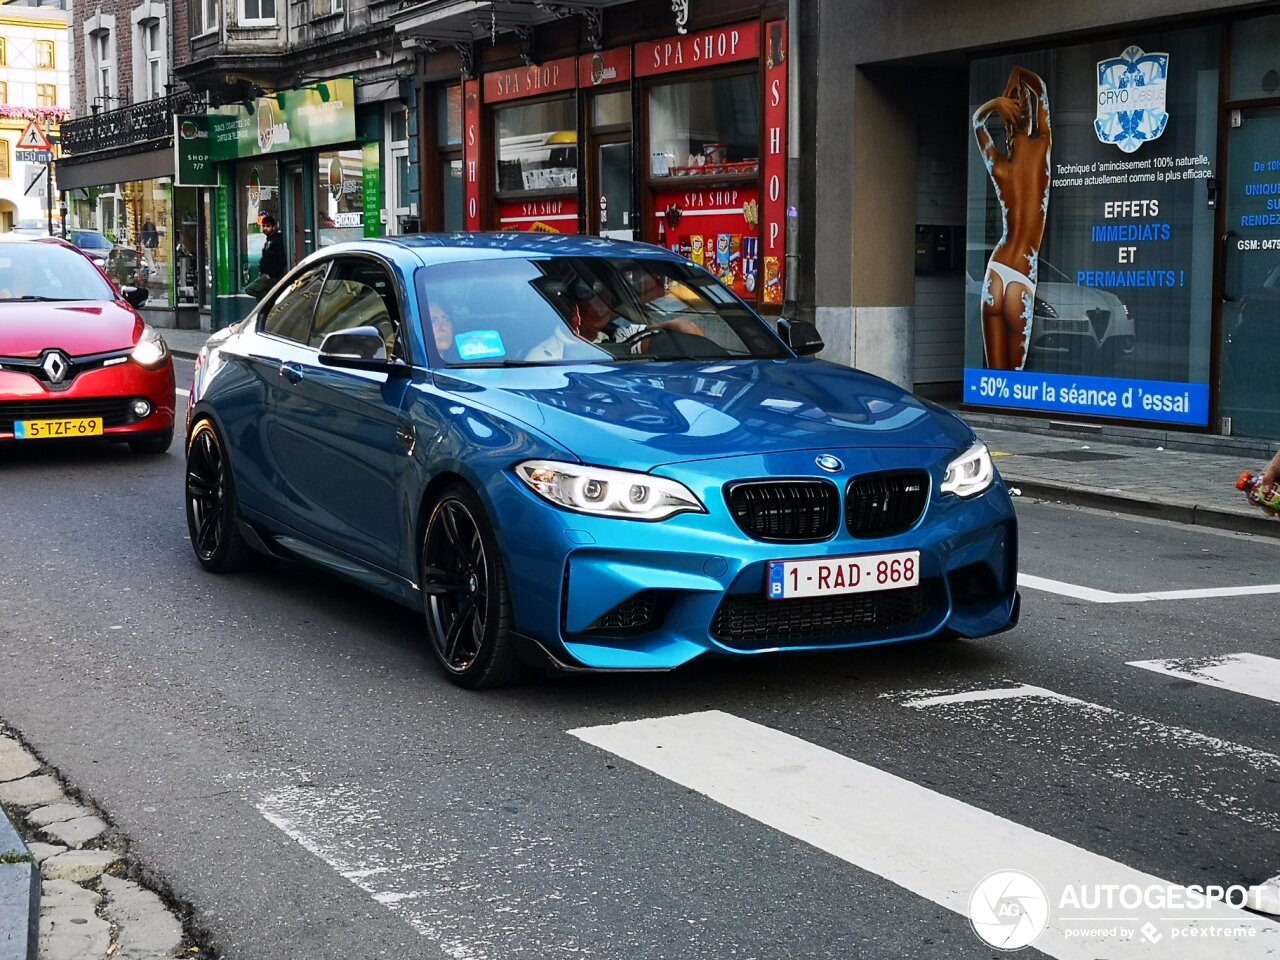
767 550 920 600
14 417 104 440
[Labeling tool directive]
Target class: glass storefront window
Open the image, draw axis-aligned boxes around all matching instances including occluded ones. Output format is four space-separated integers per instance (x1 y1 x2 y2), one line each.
495 97 577 194
114 179 171 306
173 187 199 305
236 161 278 289
1230 15 1280 100
317 149 365 247
592 90 630 128
437 86 462 146
648 73 760 178
442 159 463 231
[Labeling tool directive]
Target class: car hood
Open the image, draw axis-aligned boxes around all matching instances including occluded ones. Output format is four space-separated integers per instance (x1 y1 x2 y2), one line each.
0 301 141 358
433 358 974 470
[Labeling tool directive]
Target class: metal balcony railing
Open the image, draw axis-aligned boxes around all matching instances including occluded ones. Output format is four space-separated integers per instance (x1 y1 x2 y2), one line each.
60 90 210 157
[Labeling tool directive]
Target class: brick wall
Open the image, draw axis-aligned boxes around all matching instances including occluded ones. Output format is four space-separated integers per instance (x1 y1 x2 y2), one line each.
69 0 187 116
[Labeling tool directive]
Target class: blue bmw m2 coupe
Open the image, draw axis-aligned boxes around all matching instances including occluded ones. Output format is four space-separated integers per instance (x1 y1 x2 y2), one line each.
185 234 1018 687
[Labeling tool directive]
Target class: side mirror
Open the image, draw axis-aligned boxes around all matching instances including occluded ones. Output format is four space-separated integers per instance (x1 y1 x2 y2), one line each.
778 318 824 356
122 286 148 309
319 326 411 376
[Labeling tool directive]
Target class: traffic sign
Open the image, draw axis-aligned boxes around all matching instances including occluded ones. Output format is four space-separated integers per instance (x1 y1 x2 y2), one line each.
16 150 52 164
23 166 46 198
18 120 52 151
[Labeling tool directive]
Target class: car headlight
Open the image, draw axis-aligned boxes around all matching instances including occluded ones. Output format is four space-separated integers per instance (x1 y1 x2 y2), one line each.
131 324 169 368
941 442 994 498
1033 297 1058 318
515 460 705 521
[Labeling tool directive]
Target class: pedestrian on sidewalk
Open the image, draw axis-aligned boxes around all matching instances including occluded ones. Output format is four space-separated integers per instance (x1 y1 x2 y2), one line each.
1252 451 1280 518
246 213 286 300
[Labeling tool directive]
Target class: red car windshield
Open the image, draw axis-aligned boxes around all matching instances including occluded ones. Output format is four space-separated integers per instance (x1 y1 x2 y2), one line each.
0 243 117 303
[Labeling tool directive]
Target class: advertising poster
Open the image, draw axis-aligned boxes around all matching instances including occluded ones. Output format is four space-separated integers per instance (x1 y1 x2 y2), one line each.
965 27 1220 426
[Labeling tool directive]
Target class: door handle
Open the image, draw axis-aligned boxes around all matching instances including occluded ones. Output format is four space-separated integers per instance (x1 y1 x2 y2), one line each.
279 361 304 384
1222 231 1238 303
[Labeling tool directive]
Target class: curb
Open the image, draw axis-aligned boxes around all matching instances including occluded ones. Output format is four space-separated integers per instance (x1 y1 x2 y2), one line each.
1007 476 1280 539
0 804 38 960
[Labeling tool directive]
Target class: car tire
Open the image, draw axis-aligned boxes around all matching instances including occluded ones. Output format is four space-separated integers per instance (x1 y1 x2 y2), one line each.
420 485 523 689
185 419 254 573
129 427 173 455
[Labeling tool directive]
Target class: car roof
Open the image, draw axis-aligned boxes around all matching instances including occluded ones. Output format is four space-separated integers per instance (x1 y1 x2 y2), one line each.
310 232 683 269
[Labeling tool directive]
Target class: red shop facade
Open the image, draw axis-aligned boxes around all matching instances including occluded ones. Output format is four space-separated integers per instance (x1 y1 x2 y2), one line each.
414 1 790 311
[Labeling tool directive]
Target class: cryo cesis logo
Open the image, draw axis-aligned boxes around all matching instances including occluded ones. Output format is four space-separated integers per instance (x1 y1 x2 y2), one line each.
1095 45 1170 153
969 869 1050 951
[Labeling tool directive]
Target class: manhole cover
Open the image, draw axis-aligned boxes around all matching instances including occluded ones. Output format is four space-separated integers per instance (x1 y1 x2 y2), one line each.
1019 450 1128 462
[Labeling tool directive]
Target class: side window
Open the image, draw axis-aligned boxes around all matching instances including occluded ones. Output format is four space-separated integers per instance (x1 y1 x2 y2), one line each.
310 258 406 360
261 265 328 343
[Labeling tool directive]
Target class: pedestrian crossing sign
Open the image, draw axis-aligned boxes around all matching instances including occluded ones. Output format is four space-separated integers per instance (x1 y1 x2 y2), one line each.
18 120 52 151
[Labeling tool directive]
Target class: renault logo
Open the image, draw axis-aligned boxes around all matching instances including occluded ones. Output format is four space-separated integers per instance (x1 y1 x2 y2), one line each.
815 454 843 473
42 351 69 384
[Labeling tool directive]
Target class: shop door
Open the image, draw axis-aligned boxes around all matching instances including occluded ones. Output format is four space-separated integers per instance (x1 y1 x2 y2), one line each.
280 160 307 269
1219 107 1280 437
593 139 633 240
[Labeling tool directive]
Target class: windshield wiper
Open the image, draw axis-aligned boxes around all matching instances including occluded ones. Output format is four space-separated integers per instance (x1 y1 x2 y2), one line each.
4 295 80 302
449 359 559 368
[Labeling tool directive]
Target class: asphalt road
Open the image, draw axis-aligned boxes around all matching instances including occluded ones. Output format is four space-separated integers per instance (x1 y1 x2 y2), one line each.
1 366 1278 959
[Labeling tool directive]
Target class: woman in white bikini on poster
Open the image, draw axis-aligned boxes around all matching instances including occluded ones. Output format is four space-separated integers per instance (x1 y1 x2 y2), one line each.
973 66 1052 372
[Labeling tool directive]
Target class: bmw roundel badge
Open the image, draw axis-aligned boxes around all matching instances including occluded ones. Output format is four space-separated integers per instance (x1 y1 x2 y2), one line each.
815 454 843 473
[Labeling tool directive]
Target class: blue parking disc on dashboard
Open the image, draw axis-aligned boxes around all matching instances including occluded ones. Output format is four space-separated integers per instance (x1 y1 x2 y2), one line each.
455 330 506 360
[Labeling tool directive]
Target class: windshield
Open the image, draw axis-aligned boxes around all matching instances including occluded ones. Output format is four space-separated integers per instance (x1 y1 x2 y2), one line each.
72 231 111 249
0 243 118 302
417 256 785 366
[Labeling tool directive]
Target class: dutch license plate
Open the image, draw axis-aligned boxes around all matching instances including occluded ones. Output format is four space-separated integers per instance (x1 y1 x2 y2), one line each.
14 417 104 440
767 550 920 600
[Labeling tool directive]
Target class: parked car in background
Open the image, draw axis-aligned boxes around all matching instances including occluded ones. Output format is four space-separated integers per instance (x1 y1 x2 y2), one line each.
68 229 114 267
8 219 48 238
0 237 175 453
185 234 1019 688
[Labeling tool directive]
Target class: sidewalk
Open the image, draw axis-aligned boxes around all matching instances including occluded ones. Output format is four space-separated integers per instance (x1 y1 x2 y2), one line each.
163 328 1280 537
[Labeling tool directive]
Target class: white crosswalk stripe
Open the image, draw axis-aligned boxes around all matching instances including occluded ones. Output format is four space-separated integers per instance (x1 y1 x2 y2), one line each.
570 710 1280 958
1128 653 1280 706
1019 573 1280 602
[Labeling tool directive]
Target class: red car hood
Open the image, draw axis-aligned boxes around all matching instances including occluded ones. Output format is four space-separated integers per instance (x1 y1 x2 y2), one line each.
0 301 142 358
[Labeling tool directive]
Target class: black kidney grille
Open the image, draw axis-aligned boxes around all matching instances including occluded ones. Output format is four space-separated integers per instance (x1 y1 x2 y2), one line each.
727 481 839 542
0 398 135 432
711 585 930 649
846 471 929 538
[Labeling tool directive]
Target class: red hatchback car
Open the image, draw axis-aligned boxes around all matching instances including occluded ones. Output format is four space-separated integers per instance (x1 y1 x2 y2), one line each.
0 237 175 453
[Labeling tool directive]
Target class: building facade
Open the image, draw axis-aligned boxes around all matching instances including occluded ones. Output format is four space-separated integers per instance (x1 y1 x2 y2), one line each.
0 0 70 231
813 0 1280 441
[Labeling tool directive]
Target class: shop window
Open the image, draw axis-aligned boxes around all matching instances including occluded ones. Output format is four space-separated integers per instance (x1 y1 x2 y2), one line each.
36 85 56 107
592 90 630 128
431 86 463 231
437 85 462 146
0 141 9 180
262 265 327 343
316 149 365 247
648 72 760 179
494 96 576 194
441 159 463 231
36 40 55 69
114 180 171 306
1231 14 1280 100
239 0 276 26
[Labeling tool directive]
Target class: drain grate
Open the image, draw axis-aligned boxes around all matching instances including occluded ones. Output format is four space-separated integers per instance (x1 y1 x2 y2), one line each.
1019 450 1128 462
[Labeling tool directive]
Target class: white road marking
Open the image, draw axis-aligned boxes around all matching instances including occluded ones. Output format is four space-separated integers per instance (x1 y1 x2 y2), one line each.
893 684 1280 832
1128 653 1280 706
1019 573 1280 603
571 710 1280 958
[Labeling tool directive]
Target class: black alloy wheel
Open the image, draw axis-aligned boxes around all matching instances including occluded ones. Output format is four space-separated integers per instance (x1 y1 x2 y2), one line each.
420 486 520 688
185 419 253 573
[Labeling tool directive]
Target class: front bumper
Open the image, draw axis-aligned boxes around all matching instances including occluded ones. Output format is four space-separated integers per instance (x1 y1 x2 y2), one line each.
0 362 176 441
486 449 1019 671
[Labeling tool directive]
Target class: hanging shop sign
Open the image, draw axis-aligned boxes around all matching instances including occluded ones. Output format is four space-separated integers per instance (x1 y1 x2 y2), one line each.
463 79 482 231
483 58 576 104
635 22 760 78
761 19 788 306
174 116 219 187
362 143 383 239
184 79 357 163
579 48 631 88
